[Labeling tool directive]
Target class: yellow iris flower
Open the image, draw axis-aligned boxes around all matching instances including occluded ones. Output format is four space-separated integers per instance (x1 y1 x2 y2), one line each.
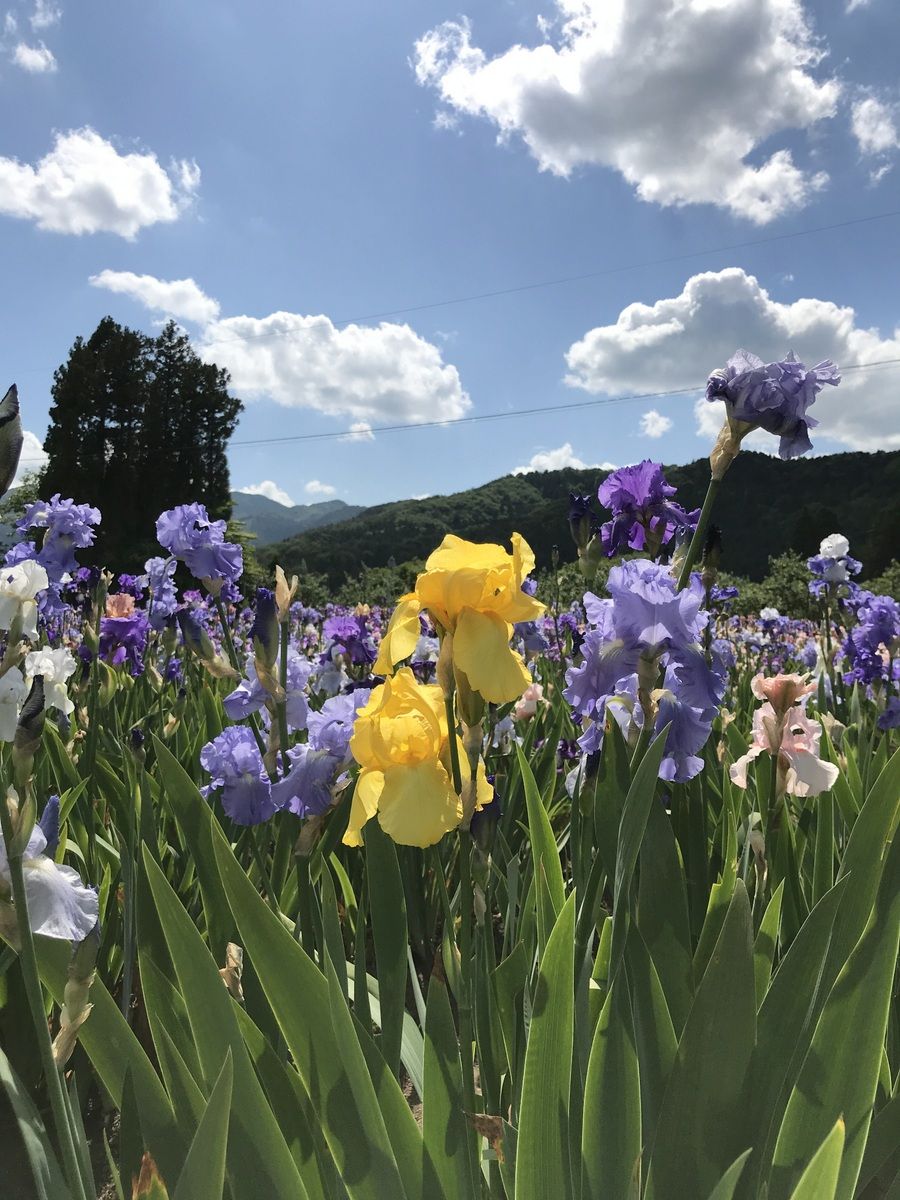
345 668 493 848
373 533 544 705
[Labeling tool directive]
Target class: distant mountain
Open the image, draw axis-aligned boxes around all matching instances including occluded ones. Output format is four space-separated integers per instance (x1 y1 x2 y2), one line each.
231 492 366 545
258 450 900 585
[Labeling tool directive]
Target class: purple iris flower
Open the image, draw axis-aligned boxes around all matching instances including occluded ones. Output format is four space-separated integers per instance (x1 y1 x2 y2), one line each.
99 609 150 675
878 696 900 731
270 744 342 817
17 495 101 583
706 350 840 459
307 689 370 760
597 461 698 557
564 559 721 778
156 503 243 585
200 726 277 825
141 557 179 629
841 591 900 685
323 613 376 665
223 646 314 730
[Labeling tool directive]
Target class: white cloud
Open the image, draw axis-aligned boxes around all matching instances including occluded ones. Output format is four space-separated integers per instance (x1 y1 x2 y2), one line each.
89 270 220 324
238 480 295 507
199 311 470 426
565 266 900 451
639 409 672 438
413 1 839 223
4 13 18 34
851 96 899 167
513 442 616 474
12 40 55 71
305 480 336 497
103 271 471 427
0 128 199 237
345 420 375 442
13 429 49 485
845 0 870 11
30 0 60 29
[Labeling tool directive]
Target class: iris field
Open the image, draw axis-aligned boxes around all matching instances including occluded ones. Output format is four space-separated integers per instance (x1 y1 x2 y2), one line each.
1 352 899 1200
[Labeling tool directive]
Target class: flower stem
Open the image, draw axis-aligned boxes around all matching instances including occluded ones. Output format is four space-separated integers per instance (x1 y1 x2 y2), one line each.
676 476 722 591
276 619 291 777
0 800 89 1200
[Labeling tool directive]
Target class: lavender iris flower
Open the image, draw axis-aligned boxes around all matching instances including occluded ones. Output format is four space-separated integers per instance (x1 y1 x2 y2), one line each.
564 559 723 779
270 744 342 817
200 726 277 825
223 647 314 730
878 696 900 731
141 556 179 629
841 591 900 686
156 502 243 585
323 613 376 666
307 689 370 760
99 609 150 675
597 461 698 557
706 350 840 459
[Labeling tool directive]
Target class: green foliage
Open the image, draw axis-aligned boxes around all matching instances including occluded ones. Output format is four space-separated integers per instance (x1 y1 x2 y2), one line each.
262 450 900 585
40 318 242 569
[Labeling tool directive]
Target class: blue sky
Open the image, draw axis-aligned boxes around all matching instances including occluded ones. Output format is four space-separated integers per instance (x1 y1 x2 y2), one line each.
1 0 899 510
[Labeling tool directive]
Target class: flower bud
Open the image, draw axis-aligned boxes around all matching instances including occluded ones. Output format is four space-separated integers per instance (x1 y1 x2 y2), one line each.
13 675 44 790
177 608 238 680
274 565 298 623
52 921 99 1068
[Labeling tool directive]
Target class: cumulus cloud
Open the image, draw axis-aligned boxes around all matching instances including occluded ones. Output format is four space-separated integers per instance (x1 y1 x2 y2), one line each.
851 96 899 181
238 480 295 506
12 40 56 71
30 0 61 29
0 128 199 237
305 480 336 497
513 442 616 474
198 311 470 426
345 420 375 442
95 270 471 427
89 270 220 324
565 266 900 451
639 409 672 438
13 430 49 485
413 0 839 223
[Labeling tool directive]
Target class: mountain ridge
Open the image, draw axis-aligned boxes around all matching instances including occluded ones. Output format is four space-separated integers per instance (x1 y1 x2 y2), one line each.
256 450 900 584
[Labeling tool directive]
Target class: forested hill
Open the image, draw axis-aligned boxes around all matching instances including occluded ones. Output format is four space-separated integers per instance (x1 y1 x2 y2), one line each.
260 450 900 585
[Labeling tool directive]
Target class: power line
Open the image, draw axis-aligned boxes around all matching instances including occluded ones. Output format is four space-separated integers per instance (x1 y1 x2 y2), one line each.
197 207 900 348
224 356 900 450
10 205 900 379
13 356 900 465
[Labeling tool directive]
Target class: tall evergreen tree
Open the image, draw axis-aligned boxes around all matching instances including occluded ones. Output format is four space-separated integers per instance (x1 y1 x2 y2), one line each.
41 317 242 569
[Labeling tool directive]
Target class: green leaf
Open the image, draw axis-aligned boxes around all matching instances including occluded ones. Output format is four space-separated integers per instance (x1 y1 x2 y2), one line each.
740 878 848 1200
769 826 900 1200
637 798 694 1033
213 829 415 1200
645 882 756 1200
609 728 669 987
423 974 475 1200
581 977 641 1200
173 1050 233 1200
515 893 576 1200
753 880 783 1008
624 925 677 1152
855 1090 900 1196
785 1119 844 1200
0 1043 70 1200
364 818 408 1075
705 1151 752 1200
517 742 565 920
142 848 309 1200
33 937 186 1187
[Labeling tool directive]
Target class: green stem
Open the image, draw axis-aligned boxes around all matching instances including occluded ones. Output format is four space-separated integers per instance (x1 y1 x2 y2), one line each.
276 620 291 777
676 476 722 591
0 801 89 1200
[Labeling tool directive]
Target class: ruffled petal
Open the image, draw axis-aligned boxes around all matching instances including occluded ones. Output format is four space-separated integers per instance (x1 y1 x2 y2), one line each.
453 608 531 705
344 768 383 847
376 761 461 848
22 858 98 941
374 595 422 675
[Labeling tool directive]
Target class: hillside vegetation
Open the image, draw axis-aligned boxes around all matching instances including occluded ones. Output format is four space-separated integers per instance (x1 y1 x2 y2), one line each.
260 449 900 585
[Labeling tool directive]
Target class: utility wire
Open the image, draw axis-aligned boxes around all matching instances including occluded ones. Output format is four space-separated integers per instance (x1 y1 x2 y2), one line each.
224 356 900 450
13 356 900 465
